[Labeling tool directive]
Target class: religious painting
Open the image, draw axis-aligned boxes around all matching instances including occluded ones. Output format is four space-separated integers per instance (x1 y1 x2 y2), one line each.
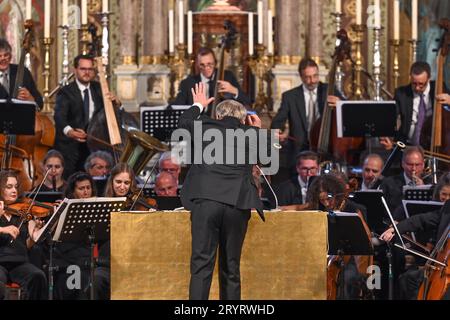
190 0 256 12
0 0 24 62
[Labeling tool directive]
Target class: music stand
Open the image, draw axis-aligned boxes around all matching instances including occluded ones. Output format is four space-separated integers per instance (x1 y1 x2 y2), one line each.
36 197 127 300
327 211 374 299
153 196 183 210
402 200 443 243
351 190 386 234
140 105 190 143
24 191 64 203
336 101 396 153
403 184 434 201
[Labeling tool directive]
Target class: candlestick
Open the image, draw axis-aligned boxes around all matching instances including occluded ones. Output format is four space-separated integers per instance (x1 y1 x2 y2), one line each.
60 25 70 85
257 0 263 44
44 0 51 38
178 1 184 44
248 44 274 111
248 13 254 55
62 0 68 26
100 12 110 72
332 12 345 94
411 0 418 40
409 39 419 63
187 11 193 54
351 24 367 100
42 37 54 113
390 39 402 91
372 26 383 101
374 0 381 28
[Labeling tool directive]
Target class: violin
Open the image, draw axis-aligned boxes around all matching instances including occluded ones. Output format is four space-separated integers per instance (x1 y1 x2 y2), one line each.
125 192 157 211
4 197 54 221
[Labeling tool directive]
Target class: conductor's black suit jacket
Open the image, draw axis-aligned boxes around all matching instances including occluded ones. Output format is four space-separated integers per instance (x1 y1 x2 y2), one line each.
173 69 251 109
0 64 43 109
53 81 104 165
178 105 265 221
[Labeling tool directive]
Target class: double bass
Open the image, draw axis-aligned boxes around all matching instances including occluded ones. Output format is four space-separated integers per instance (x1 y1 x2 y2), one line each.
310 29 364 165
420 18 450 166
0 20 55 191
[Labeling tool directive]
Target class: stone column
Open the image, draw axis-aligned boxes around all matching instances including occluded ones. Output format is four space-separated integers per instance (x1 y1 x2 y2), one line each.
307 0 322 63
119 0 138 65
142 0 167 65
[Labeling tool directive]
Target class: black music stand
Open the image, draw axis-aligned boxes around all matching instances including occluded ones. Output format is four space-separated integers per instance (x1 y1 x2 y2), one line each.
351 190 386 234
140 104 190 143
403 200 443 244
336 101 396 153
403 184 434 201
153 196 183 210
36 197 127 300
327 211 373 300
0 99 36 167
24 191 64 203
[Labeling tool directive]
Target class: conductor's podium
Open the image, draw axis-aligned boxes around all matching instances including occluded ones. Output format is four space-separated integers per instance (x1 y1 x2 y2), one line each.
111 211 328 300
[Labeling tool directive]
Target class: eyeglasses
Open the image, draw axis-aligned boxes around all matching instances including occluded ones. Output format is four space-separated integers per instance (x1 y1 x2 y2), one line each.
78 67 94 72
92 164 110 170
299 167 318 172
199 63 215 69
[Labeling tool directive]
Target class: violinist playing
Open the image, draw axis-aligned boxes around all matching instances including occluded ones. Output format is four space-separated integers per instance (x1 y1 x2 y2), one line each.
0 39 43 107
37 149 67 193
0 170 47 300
104 163 156 211
380 200 450 300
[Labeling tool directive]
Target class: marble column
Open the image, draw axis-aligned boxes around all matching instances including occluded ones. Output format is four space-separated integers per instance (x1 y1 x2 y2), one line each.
119 0 138 65
142 0 167 65
307 0 322 64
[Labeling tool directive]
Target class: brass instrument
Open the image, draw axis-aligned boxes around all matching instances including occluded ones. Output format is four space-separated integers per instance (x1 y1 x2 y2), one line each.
119 129 169 175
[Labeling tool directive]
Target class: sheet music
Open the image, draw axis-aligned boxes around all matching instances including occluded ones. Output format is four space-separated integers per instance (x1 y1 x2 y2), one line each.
34 199 68 243
0 98 38 107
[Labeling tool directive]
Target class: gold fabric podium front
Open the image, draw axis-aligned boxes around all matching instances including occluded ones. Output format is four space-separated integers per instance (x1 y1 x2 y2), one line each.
111 211 328 300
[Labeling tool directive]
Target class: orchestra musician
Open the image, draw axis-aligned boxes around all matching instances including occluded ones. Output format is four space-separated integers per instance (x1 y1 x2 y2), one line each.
172 47 251 113
84 151 114 178
154 171 178 197
53 54 121 179
270 58 343 170
0 39 43 108
360 153 384 191
38 149 67 193
0 170 47 300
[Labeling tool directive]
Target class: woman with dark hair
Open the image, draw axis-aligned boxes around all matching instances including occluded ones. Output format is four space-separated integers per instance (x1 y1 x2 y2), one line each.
0 170 47 300
64 172 97 199
38 150 67 193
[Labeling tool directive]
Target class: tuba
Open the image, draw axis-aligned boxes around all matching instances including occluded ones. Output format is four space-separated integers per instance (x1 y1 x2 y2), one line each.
119 129 169 175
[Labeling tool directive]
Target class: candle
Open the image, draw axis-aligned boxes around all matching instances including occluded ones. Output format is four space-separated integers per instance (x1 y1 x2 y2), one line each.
248 13 254 55
267 10 273 54
335 0 341 13
356 0 362 25
81 0 88 25
44 0 51 38
169 9 174 53
411 0 418 40
62 0 68 26
257 0 263 44
102 0 108 13
187 11 193 54
393 0 400 40
178 1 184 44
26 0 32 20
374 0 381 28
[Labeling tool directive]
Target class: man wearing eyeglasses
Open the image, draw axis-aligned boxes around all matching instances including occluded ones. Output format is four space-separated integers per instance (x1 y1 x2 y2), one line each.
172 47 250 113
0 38 43 108
54 54 120 179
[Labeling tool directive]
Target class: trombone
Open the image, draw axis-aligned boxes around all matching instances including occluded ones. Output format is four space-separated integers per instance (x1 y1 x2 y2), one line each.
423 150 450 163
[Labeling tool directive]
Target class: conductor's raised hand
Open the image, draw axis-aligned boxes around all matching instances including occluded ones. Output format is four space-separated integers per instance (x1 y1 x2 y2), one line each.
246 114 262 128
192 82 214 109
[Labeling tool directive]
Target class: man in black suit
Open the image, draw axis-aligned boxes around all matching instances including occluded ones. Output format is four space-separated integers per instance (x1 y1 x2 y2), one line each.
380 146 429 212
54 54 120 179
380 61 449 149
275 151 319 206
270 58 341 169
0 38 43 108
173 47 250 113
178 83 266 300
380 199 450 300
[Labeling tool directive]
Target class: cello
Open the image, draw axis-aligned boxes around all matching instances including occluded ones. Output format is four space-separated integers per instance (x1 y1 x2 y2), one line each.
309 29 364 165
420 18 450 167
417 226 449 300
210 20 238 119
